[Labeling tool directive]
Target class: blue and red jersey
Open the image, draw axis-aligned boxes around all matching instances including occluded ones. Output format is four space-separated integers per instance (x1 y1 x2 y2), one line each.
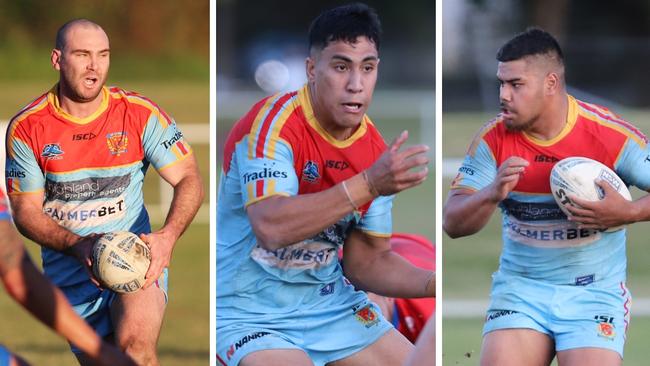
5 85 192 299
451 95 650 287
217 84 393 317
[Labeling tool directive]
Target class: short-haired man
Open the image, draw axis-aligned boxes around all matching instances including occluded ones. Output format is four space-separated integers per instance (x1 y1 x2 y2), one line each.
217 3 434 366
444 28 650 365
6 19 203 366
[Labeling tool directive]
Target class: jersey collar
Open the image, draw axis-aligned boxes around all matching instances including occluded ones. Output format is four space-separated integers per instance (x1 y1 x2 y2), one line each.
523 94 578 147
298 84 368 148
48 84 109 125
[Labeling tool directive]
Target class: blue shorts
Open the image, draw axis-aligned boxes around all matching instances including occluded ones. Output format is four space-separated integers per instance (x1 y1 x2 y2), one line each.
483 271 631 358
67 268 169 354
217 297 393 366
0 345 10 366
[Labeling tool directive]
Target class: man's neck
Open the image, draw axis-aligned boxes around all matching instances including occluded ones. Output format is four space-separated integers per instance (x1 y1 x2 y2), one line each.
57 84 104 119
526 92 569 141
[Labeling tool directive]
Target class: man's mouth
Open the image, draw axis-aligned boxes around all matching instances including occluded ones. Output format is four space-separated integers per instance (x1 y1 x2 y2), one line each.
84 76 98 87
342 102 363 112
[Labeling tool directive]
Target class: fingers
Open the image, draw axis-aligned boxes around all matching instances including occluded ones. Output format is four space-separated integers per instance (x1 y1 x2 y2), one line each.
143 261 162 289
389 130 409 153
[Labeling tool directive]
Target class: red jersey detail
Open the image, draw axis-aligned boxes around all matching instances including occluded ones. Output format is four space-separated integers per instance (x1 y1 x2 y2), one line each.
256 179 264 198
255 93 295 158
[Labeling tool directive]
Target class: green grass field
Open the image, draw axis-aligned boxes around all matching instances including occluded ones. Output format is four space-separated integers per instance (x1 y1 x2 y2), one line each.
442 110 650 365
0 81 209 365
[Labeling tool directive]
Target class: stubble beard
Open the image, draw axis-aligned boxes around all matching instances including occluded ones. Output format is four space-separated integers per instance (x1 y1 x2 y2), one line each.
59 73 104 103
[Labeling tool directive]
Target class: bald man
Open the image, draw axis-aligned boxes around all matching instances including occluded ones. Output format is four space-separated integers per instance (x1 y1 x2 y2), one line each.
6 19 203 366
444 28 650 366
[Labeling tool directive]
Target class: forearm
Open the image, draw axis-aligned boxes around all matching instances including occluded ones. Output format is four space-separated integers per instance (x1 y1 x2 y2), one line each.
11 202 79 252
160 173 204 240
346 249 435 298
249 172 375 250
443 188 500 238
629 194 650 223
2 253 102 356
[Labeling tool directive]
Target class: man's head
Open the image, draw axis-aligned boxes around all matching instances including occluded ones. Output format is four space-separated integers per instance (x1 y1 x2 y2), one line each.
306 3 382 138
51 19 110 103
496 28 565 131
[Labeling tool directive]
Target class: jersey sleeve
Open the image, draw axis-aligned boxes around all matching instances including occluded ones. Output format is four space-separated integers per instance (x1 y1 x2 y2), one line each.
357 194 394 237
142 108 193 171
614 137 650 191
5 124 45 194
237 137 299 207
450 139 497 191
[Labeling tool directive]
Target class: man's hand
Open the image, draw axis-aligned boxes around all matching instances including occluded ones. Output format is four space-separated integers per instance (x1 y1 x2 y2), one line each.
139 231 176 289
365 130 429 195
565 179 638 230
67 234 102 287
487 156 529 203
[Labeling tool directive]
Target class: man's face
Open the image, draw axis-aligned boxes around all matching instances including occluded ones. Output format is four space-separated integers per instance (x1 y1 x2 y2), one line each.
307 36 379 137
52 25 110 103
497 58 547 131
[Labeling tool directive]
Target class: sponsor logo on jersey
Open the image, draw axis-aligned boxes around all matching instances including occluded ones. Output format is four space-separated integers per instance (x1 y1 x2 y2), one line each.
226 332 271 360
161 128 184 149
302 161 320 183
320 282 335 296
325 160 350 170
485 310 518 322
534 154 559 163
106 132 128 155
5 168 26 178
72 132 97 141
252 241 338 270
45 175 131 201
242 164 288 185
43 197 127 230
575 274 595 286
459 166 475 175
595 314 616 340
502 199 566 221
353 304 379 328
41 143 64 159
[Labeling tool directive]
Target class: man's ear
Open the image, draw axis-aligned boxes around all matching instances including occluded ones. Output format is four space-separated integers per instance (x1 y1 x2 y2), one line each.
51 49 62 71
306 56 316 84
545 72 560 95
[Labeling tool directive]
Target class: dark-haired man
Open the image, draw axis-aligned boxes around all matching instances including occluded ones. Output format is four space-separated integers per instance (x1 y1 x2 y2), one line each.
444 28 650 366
217 3 434 366
6 19 203 366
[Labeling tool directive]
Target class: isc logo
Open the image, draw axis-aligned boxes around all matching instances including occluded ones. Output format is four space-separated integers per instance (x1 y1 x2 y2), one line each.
72 133 97 141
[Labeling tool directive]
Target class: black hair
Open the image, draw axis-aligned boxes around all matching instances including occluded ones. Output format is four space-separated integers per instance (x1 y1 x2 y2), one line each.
308 3 382 52
497 27 564 64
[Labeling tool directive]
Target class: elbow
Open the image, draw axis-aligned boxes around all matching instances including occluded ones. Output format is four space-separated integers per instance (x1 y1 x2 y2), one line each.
2 271 29 305
442 211 467 239
251 223 283 251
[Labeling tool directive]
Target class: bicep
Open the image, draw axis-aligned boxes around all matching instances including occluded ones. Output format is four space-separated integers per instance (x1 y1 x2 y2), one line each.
343 229 391 271
157 153 201 187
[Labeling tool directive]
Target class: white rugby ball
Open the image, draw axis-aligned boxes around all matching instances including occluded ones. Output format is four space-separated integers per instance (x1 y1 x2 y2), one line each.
550 157 631 231
92 231 151 293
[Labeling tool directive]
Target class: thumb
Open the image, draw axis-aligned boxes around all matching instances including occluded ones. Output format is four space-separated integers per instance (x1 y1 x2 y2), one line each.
389 130 408 152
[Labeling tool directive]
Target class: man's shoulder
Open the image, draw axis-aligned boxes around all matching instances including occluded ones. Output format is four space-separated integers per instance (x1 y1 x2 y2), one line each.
9 92 52 127
573 96 647 145
107 86 171 120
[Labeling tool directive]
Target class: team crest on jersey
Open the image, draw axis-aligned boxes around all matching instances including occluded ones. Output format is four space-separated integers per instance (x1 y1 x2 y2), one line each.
353 304 379 328
41 143 64 159
302 160 320 183
106 132 128 156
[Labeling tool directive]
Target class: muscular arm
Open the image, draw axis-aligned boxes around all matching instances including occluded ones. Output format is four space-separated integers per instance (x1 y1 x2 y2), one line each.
342 229 434 298
443 156 528 238
0 221 135 366
141 154 203 287
248 131 429 251
9 192 81 251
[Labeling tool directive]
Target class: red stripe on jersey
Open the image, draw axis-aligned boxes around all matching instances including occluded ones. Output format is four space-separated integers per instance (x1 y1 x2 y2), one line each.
216 354 227 366
221 96 273 174
255 93 294 158
176 141 188 155
9 93 48 123
256 179 264 197
6 179 13 194
577 100 648 143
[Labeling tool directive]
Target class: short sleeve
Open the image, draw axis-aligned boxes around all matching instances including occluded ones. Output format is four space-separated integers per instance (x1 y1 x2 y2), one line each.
5 125 45 194
358 194 394 237
450 139 497 191
236 137 299 207
615 137 650 191
142 109 193 170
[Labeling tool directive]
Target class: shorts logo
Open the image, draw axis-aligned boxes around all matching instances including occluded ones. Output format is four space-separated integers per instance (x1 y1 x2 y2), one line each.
595 315 615 340
106 132 128 156
41 143 64 159
575 274 595 286
302 161 320 183
354 304 379 328
485 310 518 322
320 282 335 296
226 332 270 360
